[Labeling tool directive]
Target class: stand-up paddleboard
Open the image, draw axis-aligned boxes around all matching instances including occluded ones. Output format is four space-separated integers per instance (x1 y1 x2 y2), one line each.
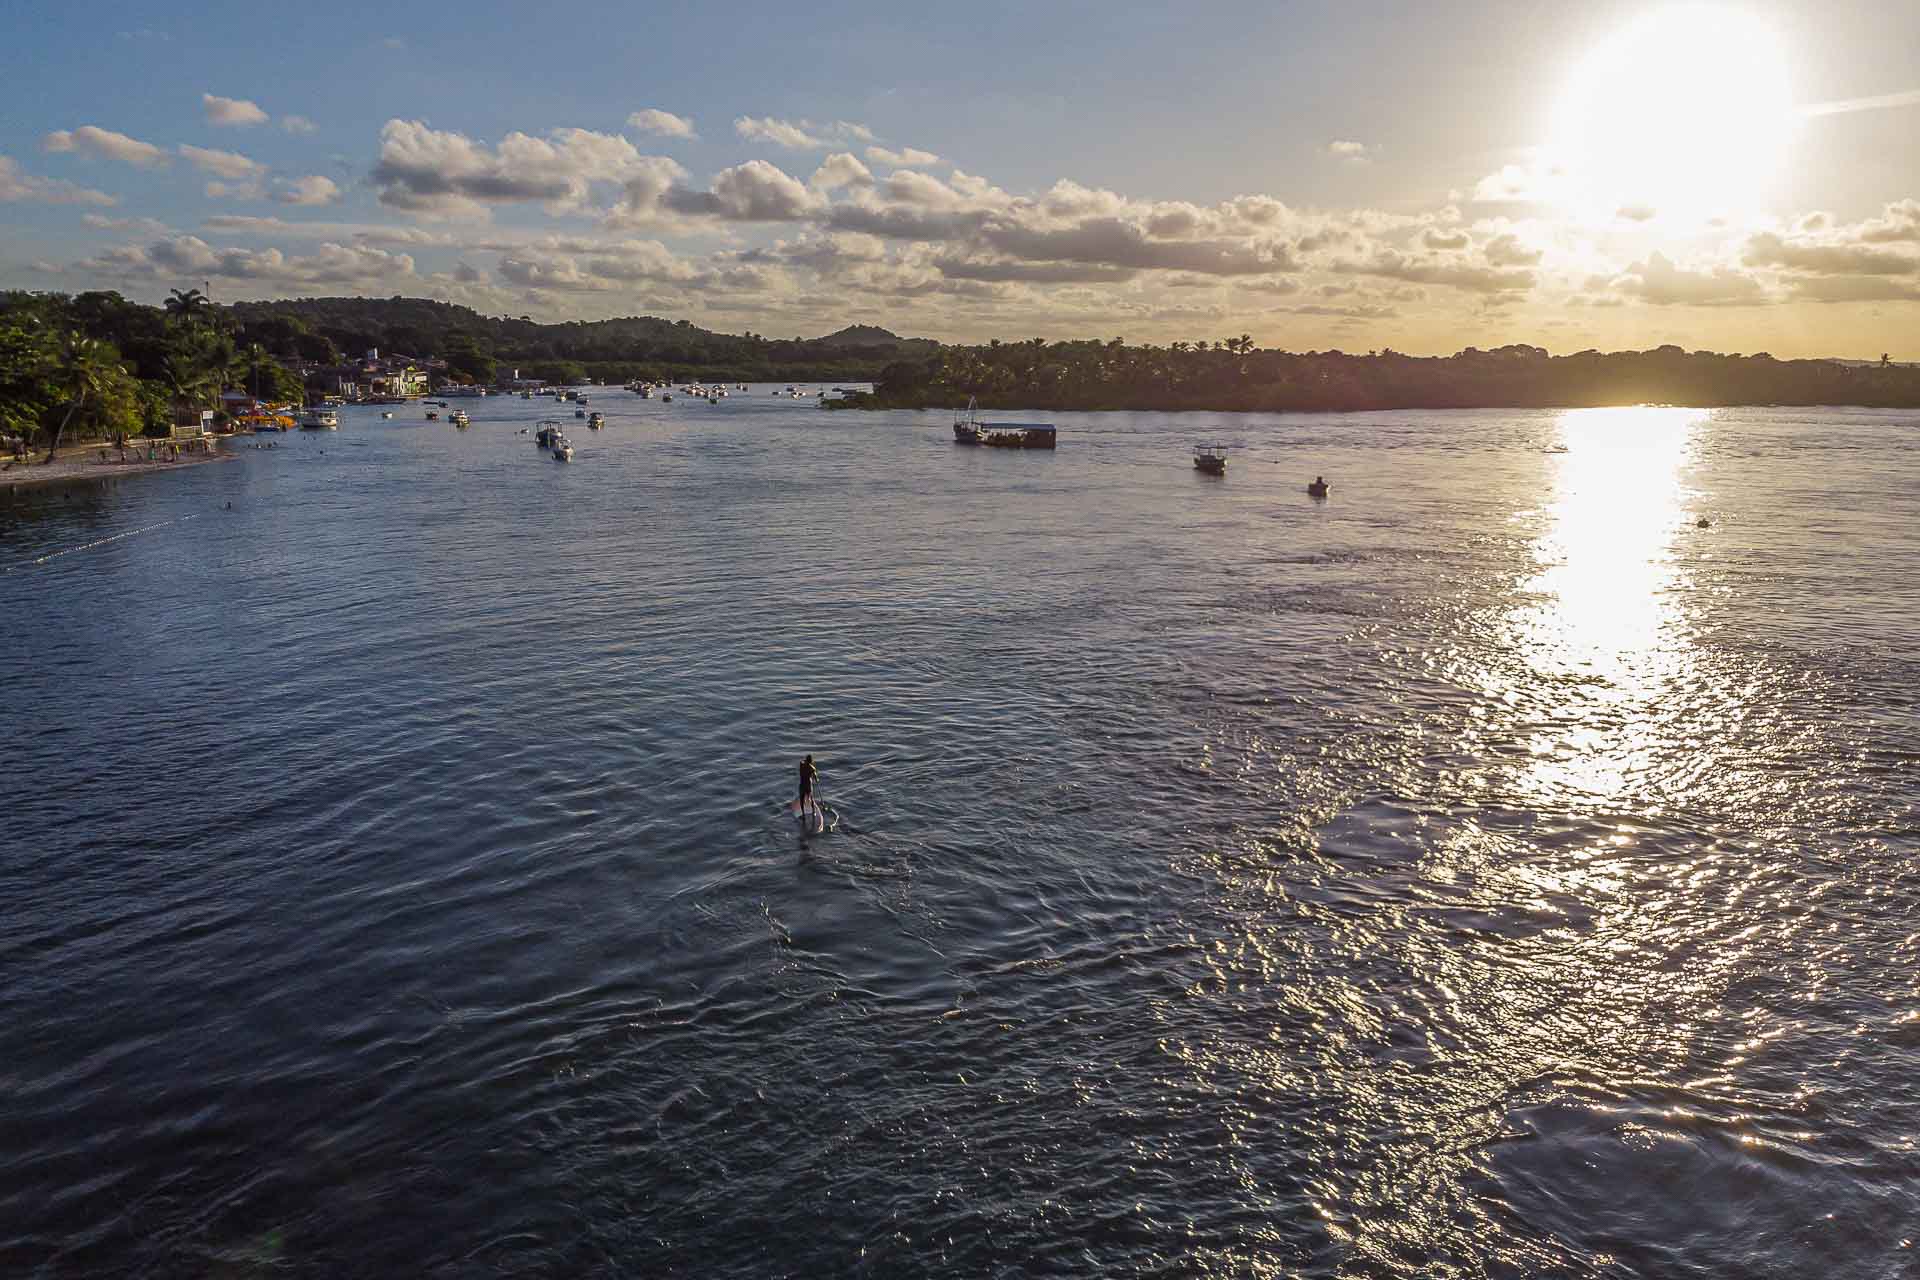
790 798 837 836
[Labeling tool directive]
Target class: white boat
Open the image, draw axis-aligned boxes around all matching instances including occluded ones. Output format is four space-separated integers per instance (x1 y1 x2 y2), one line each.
299 406 339 430
440 385 486 398
381 411 394 419
552 438 574 461
450 410 471 428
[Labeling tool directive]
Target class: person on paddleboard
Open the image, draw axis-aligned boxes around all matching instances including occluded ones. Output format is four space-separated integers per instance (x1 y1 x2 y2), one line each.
797 755 818 812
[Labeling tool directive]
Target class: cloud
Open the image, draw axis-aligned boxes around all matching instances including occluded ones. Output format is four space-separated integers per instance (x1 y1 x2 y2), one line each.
1332 249 1534 293
866 145 940 168
735 116 824 149
1617 203 1657 222
79 234 417 286
82 213 164 232
1422 229 1469 251
281 115 318 135
42 125 169 167
203 94 268 127
1275 303 1395 319
1858 199 1920 244
979 216 1298 276
201 214 446 245
1785 275 1920 303
382 37 406 50
1742 231 1919 276
1470 160 1571 205
1482 232 1542 267
809 152 873 192
1328 140 1372 162
1608 251 1766 305
627 109 696 139
272 175 341 206
0 155 119 206
179 144 265 179
662 159 822 221
734 117 872 149
937 258 1137 284
373 119 667 218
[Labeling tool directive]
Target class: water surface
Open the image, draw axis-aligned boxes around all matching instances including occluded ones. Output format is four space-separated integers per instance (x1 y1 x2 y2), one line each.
3 396 1916 1277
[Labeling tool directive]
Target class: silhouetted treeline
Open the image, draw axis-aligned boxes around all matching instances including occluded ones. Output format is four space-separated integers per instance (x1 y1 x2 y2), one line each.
854 339 1920 412
221 297 934 383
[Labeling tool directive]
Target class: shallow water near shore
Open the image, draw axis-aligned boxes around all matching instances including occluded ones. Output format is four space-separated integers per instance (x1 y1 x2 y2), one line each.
2 395 1917 1277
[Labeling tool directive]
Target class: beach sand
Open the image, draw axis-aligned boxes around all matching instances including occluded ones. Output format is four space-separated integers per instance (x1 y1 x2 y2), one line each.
1 440 235 491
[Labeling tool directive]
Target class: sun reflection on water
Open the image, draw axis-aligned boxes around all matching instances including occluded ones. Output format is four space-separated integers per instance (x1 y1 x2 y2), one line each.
1504 406 1707 804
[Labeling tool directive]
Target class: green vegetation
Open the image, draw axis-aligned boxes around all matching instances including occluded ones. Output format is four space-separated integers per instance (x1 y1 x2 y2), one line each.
854 339 1920 412
221 297 937 384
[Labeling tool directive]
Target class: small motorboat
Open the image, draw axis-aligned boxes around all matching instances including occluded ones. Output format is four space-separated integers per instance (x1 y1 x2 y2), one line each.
535 420 565 448
1194 444 1228 475
662 393 672 402
425 410 439 421
380 411 394 419
552 438 574 461
1307 476 1330 498
450 410 470 428
587 412 604 430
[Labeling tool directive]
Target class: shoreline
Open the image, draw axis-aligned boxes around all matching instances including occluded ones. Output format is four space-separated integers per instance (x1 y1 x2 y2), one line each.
2 440 236 493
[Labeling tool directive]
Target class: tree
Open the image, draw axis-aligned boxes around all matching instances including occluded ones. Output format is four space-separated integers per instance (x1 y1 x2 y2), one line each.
43 334 127 462
164 287 210 322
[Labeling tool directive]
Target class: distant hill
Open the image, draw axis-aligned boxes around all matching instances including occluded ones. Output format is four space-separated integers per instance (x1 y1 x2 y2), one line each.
215 296 944 381
814 324 939 353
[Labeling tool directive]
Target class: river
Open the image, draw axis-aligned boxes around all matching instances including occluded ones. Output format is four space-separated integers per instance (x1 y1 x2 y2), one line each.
2 394 1915 1277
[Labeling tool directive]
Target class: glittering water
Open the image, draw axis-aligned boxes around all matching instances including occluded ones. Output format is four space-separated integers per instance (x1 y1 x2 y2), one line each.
2 397 1916 1278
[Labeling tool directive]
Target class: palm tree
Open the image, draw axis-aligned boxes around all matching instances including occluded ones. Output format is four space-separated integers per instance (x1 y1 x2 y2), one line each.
43 334 122 463
164 287 210 321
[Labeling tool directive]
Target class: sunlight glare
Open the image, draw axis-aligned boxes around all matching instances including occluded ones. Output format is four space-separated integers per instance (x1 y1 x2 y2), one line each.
1554 5 1797 220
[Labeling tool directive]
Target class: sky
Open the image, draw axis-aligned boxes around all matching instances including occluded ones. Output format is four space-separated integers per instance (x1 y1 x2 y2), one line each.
2 0 1917 357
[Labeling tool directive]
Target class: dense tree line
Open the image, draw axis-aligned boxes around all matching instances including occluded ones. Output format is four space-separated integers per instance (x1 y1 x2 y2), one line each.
1 288 301 461
222 297 934 384
853 338 1920 412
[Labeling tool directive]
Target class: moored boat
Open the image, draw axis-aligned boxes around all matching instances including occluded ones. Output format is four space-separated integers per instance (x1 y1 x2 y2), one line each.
300 406 339 430
587 411 604 429
1307 476 1330 498
1194 444 1228 474
450 410 470 428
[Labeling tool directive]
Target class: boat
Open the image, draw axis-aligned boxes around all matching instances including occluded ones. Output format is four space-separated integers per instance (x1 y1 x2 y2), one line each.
425 410 439 421
1194 444 1228 475
587 412 604 430
552 436 574 461
450 410 470 428
1307 476 1330 498
953 397 1056 448
440 385 486 398
535 420 565 448
381 411 394 419
575 408 586 418
662 393 672 402
708 396 719 405
300 406 340 430
981 424 1056 448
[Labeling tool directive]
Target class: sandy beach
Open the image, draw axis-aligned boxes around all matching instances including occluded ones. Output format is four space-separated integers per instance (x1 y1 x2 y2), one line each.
1 439 235 492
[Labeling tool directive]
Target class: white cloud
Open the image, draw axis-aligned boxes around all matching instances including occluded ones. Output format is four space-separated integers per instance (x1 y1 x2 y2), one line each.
1328 140 1372 163
627 109 695 138
179 144 265 179
663 159 822 221
372 119 668 218
203 94 269 127
42 126 169 168
866 145 940 168
79 233 418 287
810 152 874 192
272 175 342 206
281 115 318 135
82 213 165 232
1606 251 1766 306
0 155 119 206
734 117 873 150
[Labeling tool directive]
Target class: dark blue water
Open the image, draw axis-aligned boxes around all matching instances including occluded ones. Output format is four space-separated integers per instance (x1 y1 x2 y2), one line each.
3 397 1916 1277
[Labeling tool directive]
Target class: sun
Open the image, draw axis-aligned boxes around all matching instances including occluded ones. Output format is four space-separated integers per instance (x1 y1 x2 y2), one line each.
1553 4 1797 221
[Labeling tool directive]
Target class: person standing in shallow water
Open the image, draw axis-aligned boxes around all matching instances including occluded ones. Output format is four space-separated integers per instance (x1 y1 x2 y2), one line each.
798 755 818 810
